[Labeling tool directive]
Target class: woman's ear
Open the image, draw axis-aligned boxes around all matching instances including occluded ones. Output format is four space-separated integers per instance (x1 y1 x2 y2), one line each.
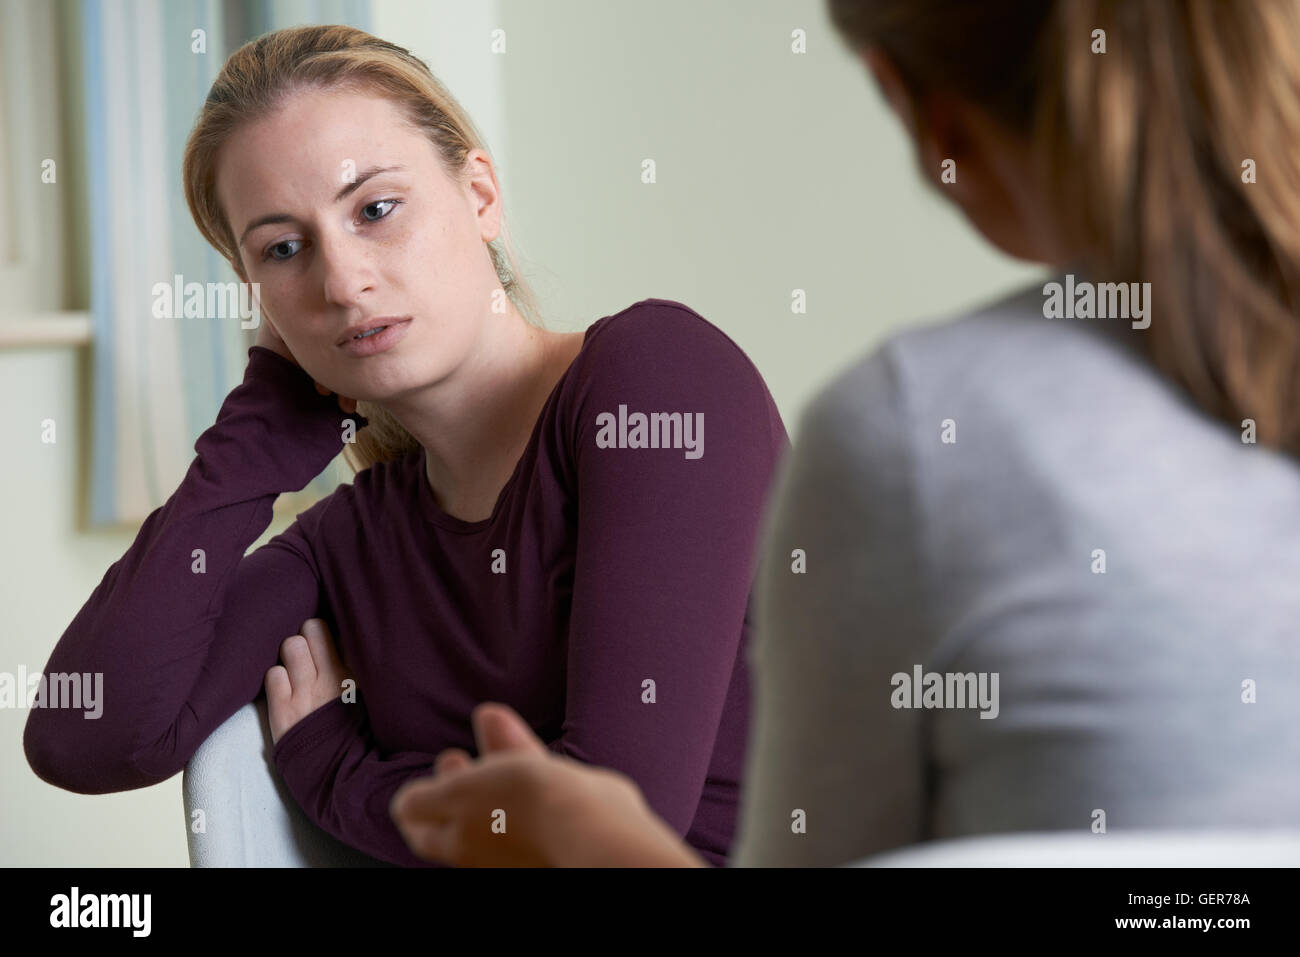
862 46 918 138
463 149 504 245
862 45 970 186
860 44 1042 261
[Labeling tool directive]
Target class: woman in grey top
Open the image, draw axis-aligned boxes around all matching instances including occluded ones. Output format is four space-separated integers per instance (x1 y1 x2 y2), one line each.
388 0 1300 866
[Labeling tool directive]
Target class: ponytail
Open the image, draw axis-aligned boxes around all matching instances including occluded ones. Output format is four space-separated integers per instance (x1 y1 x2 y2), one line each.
1049 0 1300 451
829 0 1300 454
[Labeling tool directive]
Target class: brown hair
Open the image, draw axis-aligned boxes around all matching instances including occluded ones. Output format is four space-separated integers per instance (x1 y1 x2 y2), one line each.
182 24 543 473
828 0 1300 454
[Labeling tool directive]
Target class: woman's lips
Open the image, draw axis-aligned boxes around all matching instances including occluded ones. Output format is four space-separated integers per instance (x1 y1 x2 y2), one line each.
338 318 413 357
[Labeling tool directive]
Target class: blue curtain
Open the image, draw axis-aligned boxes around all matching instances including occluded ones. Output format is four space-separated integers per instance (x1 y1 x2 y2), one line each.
83 0 371 526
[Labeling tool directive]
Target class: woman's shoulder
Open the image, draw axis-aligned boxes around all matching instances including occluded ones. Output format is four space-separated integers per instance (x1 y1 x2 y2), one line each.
572 297 774 392
807 276 1152 434
554 297 787 452
584 296 742 345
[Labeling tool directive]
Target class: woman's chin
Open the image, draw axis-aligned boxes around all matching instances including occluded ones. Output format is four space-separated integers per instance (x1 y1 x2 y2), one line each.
349 382 412 408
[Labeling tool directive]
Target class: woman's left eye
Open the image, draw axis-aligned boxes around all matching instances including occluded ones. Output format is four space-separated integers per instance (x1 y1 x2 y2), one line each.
361 199 400 223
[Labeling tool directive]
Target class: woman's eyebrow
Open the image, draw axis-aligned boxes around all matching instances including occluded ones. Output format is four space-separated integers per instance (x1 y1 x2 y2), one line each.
335 164 407 203
237 164 408 248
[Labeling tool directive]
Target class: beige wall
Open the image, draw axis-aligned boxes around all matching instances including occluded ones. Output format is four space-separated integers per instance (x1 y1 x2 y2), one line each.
1 347 308 866
3 0 1042 867
488 0 1044 422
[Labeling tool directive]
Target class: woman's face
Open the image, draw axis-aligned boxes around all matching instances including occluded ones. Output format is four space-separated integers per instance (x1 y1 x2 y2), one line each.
216 85 505 402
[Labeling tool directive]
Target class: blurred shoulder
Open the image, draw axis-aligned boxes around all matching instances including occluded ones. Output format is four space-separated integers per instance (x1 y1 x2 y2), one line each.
787 282 1042 474
876 278 1147 410
809 277 1146 428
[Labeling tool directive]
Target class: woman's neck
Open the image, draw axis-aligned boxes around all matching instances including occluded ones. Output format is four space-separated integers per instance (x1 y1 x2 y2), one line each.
382 307 582 523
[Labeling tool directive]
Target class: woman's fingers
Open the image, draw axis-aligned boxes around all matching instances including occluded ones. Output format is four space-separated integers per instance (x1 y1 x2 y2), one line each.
279 634 316 684
300 618 346 674
266 625 350 744
312 383 358 415
310 378 357 414
264 664 291 701
390 753 559 866
434 748 473 776
264 665 293 743
391 774 456 827
400 821 456 861
472 702 548 755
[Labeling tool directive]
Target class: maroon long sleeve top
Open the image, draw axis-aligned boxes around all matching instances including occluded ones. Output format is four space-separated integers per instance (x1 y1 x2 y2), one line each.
24 299 789 867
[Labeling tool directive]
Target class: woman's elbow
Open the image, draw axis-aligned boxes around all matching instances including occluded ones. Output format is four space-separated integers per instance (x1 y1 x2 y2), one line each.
23 709 152 794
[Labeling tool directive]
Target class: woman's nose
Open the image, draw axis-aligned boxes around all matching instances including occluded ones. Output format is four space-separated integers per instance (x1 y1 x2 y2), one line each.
318 233 377 308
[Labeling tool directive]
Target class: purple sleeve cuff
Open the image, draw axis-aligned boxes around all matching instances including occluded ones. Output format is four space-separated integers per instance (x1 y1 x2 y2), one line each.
243 345 370 430
271 697 364 769
268 697 443 868
194 346 371 493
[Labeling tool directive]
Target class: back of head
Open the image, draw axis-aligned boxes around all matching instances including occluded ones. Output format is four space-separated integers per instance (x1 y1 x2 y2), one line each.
829 0 1300 455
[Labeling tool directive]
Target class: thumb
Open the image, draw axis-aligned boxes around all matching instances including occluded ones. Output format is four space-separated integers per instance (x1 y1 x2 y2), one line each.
472 702 547 755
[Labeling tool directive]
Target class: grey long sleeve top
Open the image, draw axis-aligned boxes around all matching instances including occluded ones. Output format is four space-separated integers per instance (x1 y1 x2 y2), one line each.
733 279 1300 867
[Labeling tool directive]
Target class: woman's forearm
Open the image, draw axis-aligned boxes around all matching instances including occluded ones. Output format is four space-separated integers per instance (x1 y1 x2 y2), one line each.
23 348 353 792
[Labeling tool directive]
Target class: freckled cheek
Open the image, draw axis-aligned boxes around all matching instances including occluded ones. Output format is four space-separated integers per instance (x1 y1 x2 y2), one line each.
397 223 453 284
262 285 318 352
386 219 479 308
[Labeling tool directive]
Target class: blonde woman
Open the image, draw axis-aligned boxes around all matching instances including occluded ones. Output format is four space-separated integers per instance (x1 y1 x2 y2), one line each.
392 0 1300 866
24 26 788 867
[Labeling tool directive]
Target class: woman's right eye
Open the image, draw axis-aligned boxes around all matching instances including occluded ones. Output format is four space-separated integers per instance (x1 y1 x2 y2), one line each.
264 239 302 263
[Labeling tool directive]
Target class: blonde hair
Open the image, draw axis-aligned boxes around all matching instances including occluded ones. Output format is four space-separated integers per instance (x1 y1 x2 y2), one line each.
182 24 544 473
829 0 1300 455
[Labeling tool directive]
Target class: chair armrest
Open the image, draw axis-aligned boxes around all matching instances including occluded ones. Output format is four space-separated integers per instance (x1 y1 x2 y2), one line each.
182 698 392 867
